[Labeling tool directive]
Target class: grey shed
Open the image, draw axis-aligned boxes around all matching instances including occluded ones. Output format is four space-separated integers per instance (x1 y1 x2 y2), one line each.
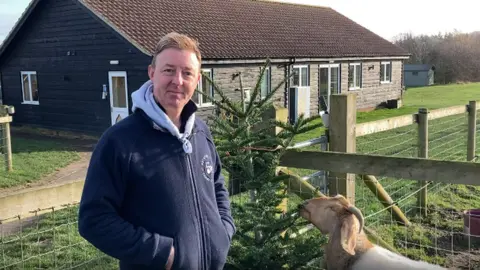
404 64 435 87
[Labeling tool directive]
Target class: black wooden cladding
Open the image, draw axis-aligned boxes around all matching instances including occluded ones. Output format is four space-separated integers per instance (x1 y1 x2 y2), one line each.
0 0 155 135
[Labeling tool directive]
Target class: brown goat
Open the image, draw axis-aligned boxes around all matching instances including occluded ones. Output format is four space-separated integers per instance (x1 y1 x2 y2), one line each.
298 195 446 270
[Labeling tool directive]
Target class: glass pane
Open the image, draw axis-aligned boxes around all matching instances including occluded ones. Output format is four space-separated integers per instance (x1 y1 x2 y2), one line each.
348 65 354 89
112 76 127 108
192 86 200 104
22 74 31 101
30 74 39 101
380 64 385 81
355 65 361 88
301 67 308 86
292 68 299 86
261 71 268 98
386 63 391 81
319 67 329 110
202 72 213 101
330 67 339 94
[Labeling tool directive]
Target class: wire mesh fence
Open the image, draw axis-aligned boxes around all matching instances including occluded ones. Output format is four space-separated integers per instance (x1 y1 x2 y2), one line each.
350 110 480 269
0 203 117 270
356 122 419 225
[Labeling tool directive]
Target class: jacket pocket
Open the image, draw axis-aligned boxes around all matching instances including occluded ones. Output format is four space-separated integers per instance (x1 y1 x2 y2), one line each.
208 216 231 269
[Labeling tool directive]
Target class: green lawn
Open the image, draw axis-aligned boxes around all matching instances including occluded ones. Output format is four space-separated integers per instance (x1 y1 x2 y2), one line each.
294 82 480 143
357 82 480 123
0 137 80 189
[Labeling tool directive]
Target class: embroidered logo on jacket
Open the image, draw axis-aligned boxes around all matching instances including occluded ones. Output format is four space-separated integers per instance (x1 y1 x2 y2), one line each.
201 154 214 182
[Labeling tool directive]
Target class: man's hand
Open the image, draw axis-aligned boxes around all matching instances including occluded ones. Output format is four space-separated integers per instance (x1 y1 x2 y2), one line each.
165 246 175 270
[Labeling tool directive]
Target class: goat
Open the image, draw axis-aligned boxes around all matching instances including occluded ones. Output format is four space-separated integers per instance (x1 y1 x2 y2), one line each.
297 194 446 270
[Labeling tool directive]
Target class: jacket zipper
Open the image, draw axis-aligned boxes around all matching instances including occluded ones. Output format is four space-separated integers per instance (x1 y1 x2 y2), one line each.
185 133 208 270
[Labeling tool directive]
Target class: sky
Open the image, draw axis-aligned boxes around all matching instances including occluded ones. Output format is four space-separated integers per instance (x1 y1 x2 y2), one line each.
0 0 479 44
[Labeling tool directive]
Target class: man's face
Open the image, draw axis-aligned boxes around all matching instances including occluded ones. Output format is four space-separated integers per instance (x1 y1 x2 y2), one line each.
148 48 200 115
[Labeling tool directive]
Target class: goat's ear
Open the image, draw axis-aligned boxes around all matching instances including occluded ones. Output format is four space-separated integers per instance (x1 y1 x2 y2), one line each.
340 216 357 255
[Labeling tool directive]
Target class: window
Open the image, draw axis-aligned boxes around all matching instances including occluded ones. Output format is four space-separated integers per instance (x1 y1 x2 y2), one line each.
412 71 419 76
380 62 392 83
21 71 39 104
291 65 309 87
260 66 271 99
348 63 362 90
193 69 213 107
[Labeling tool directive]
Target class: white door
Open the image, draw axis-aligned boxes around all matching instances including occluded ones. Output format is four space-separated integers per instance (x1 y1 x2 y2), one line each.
319 64 340 113
108 71 129 125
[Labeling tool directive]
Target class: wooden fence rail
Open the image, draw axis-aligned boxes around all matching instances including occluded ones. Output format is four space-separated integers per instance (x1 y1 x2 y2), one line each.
279 149 480 186
355 101 480 137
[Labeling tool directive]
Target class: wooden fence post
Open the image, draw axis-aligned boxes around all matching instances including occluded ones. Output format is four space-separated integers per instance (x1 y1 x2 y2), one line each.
467 100 477 162
328 94 356 204
417 108 428 217
5 122 12 172
0 110 13 172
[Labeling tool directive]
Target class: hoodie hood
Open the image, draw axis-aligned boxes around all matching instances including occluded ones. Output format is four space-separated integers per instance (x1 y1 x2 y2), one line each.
131 80 196 154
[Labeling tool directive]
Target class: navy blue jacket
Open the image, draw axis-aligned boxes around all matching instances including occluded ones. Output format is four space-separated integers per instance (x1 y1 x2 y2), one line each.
78 105 236 269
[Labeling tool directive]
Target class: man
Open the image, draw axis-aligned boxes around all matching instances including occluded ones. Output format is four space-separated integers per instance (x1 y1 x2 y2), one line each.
78 32 236 270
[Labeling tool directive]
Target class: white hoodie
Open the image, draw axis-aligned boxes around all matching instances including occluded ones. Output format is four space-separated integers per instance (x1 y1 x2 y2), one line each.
130 80 195 154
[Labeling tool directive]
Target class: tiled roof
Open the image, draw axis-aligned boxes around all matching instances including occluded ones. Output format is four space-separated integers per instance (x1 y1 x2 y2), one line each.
79 0 410 59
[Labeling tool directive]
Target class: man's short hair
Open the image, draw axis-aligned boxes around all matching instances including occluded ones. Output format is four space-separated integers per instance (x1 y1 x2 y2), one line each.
151 32 202 67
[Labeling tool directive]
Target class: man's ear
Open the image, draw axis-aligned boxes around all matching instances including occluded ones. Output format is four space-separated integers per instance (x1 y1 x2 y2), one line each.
196 70 202 85
148 65 155 81
340 215 357 255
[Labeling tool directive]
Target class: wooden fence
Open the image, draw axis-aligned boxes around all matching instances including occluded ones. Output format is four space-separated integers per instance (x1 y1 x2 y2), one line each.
280 93 480 216
0 105 14 172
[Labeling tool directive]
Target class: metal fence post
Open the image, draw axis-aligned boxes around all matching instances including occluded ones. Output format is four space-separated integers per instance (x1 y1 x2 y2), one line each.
417 108 428 217
467 101 477 162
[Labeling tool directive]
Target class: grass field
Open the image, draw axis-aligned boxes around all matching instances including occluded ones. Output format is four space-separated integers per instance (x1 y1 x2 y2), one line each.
294 82 480 143
357 82 480 123
1 83 479 269
0 137 80 188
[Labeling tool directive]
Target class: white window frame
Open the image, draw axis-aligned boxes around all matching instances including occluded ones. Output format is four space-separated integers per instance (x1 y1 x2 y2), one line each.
291 65 310 87
348 63 362 90
380 61 392 84
195 69 214 107
20 71 39 105
260 66 271 99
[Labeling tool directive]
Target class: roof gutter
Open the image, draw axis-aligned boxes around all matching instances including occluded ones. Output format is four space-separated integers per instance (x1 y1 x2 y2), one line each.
202 55 410 65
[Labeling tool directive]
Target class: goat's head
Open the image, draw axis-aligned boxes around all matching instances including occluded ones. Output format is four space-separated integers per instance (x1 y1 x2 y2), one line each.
297 194 364 255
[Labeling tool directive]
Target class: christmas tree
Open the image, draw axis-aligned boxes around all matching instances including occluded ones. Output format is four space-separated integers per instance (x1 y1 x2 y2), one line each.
199 59 328 269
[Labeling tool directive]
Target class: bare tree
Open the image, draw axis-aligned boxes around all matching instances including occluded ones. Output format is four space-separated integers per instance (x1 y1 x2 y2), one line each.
393 30 480 84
